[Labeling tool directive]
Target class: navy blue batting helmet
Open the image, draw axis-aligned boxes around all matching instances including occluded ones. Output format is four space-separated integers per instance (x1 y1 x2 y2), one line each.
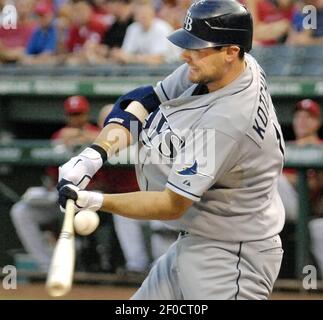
168 0 253 52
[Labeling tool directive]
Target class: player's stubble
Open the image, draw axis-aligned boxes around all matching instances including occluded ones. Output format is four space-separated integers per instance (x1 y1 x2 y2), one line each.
182 48 228 89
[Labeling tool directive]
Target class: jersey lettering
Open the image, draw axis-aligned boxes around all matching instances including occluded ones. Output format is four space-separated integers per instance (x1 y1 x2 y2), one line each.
273 122 285 156
141 110 184 159
252 73 270 140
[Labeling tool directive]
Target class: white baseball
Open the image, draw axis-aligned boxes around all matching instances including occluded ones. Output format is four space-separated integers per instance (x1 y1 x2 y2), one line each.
74 210 100 236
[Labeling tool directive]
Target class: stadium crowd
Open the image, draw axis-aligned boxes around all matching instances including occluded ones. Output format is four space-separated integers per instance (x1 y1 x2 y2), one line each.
0 0 322 65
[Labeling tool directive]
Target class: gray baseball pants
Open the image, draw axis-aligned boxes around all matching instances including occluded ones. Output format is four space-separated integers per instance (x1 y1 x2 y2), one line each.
132 232 283 300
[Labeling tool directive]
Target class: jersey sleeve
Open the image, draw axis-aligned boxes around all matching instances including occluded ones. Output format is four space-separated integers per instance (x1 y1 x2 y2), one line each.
154 63 192 102
166 128 239 201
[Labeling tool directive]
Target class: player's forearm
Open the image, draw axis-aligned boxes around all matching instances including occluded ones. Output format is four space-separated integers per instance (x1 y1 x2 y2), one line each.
93 101 148 156
101 189 191 220
93 123 132 157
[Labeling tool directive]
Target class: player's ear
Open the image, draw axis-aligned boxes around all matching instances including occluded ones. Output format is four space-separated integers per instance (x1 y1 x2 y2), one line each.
225 46 240 63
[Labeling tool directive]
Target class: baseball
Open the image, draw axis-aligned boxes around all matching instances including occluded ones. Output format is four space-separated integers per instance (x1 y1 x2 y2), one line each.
74 210 99 236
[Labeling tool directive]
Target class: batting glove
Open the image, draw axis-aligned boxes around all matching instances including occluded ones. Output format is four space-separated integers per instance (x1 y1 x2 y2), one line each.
58 184 104 212
57 147 104 190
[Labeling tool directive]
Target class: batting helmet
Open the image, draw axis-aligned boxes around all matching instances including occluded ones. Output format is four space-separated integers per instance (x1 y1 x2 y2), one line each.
168 0 253 52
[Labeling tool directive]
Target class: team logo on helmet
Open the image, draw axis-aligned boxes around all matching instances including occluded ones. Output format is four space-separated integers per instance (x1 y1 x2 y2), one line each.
183 11 193 31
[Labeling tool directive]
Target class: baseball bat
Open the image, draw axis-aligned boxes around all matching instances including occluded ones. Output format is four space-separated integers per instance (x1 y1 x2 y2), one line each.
46 199 76 297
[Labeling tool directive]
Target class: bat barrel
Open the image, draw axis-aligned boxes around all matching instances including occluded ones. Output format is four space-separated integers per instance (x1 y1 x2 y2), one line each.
46 281 71 297
46 199 76 297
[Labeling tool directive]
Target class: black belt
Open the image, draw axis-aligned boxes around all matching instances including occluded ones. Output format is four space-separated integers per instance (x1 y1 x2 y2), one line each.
179 230 189 236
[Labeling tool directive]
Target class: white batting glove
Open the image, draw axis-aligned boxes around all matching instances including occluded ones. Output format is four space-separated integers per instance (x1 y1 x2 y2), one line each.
57 147 104 190
58 184 104 212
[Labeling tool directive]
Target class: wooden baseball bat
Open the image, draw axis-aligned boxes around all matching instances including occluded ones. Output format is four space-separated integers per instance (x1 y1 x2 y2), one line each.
46 199 75 297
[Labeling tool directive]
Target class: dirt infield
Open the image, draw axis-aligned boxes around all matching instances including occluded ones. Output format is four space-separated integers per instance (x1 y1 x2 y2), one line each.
1 283 323 300
0 283 136 300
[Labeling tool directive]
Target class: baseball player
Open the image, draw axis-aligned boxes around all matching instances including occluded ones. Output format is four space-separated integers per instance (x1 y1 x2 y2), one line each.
57 0 285 299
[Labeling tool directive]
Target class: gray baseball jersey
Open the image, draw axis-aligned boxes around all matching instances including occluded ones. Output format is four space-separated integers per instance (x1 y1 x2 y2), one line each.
135 54 285 242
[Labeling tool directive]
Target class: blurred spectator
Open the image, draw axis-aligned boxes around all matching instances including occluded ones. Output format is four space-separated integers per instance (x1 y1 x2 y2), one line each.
288 0 323 45
88 0 114 30
53 96 98 146
243 0 297 46
102 0 134 51
10 95 100 272
309 216 323 278
111 0 180 65
89 0 134 64
64 0 108 65
277 99 323 275
54 1 74 55
20 1 58 65
278 99 322 221
53 0 70 12
157 0 191 30
0 0 36 63
89 0 108 15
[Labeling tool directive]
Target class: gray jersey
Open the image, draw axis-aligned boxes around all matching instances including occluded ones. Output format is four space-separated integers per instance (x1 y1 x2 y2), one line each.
135 54 285 242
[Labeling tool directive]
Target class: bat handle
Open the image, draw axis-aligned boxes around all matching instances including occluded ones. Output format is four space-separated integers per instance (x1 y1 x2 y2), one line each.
62 199 76 234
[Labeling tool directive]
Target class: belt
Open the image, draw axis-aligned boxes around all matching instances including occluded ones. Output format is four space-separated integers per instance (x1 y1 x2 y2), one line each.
179 230 189 236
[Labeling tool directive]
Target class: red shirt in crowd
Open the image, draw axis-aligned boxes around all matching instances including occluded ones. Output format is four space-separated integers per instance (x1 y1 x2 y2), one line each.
0 21 36 48
239 0 296 45
258 0 294 22
66 16 107 52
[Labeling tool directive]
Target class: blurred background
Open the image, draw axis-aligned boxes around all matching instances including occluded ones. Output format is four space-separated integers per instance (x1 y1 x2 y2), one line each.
0 0 323 298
